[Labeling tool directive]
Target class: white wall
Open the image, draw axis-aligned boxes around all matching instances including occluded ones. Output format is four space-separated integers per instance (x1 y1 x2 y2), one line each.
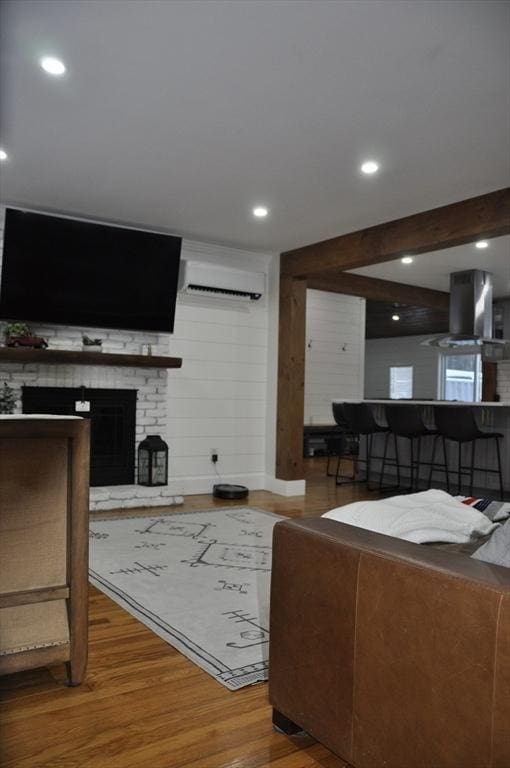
166 239 274 494
304 290 365 424
497 360 510 402
364 335 440 399
0 206 278 497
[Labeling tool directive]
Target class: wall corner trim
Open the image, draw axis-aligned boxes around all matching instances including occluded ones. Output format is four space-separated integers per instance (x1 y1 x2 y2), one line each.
264 476 306 497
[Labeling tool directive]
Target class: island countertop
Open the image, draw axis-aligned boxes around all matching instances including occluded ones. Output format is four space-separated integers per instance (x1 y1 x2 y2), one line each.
334 399 510 407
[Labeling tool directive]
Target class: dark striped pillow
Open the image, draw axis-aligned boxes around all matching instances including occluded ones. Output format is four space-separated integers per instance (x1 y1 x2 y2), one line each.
457 496 510 523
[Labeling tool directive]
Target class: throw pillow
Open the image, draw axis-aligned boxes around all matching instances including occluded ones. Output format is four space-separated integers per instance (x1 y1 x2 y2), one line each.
472 518 510 568
458 497 510 523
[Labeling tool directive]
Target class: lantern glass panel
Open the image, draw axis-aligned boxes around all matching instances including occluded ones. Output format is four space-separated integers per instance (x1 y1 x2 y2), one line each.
138 448 150 485
153 451 167 485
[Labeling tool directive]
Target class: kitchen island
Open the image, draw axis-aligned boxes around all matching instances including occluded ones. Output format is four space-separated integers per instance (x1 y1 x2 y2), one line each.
333 399 510 497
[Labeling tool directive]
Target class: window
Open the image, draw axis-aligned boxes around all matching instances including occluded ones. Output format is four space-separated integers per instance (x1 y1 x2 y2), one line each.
389 366 413 399
440 353 482 402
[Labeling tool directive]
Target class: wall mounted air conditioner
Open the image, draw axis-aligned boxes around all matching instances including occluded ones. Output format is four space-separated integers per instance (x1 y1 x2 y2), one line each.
178 260 265 301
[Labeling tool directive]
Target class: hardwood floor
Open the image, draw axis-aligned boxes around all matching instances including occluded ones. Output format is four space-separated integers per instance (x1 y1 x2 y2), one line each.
0 459 376 768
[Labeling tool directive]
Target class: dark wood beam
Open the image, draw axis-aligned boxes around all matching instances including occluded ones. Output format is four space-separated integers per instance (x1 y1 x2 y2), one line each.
482 362 498 402
307 272 450 310
276 275 307 481
282 188 510 277
275 189 508 485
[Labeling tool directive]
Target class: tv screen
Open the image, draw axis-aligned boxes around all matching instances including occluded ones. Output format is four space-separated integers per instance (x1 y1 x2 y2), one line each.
0 209 182 333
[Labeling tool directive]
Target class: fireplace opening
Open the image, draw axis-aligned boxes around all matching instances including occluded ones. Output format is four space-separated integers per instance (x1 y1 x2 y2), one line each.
22 386 137 486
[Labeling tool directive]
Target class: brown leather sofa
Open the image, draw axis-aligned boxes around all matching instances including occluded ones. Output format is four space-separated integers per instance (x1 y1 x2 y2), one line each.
269 518 510 768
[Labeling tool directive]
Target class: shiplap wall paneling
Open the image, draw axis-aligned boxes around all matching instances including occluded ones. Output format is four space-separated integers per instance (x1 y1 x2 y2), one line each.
304 290 365 425
167 241 272 494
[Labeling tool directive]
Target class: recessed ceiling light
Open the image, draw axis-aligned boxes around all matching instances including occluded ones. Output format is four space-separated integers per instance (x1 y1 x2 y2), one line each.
360 160 379 175
0 149 7 161
392 314 400 321
253 206 269 218
40 56 66 76
475 240 489 249
401 256 413 264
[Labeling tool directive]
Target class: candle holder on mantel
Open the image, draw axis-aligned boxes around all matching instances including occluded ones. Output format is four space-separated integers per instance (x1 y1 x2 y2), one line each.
137 435 168 486
82 335 103 352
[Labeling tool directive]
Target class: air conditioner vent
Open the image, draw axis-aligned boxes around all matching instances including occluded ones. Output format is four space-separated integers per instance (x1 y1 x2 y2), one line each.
178 261 265 302
187 284 261 300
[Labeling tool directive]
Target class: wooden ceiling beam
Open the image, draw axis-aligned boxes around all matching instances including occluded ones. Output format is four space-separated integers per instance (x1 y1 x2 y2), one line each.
281 187 510 277
307 272 450 310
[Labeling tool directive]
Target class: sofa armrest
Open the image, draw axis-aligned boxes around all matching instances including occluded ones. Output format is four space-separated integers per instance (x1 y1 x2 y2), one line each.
269 518 510 768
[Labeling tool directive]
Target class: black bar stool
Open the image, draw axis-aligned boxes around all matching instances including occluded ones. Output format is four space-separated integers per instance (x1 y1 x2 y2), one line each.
327 402 358 482
431 405 504 498
341 402 390 490
325 434 346 478
382 404 438 491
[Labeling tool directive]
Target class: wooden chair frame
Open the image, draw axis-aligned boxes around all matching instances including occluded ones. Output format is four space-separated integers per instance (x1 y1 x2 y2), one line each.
0 418 90 685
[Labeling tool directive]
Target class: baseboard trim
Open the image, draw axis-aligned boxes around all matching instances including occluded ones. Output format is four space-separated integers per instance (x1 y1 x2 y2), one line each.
264 476 306 496
166 473 266 497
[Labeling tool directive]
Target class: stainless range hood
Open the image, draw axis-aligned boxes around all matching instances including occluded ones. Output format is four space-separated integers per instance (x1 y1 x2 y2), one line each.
449 269 493 339
423 269 507 348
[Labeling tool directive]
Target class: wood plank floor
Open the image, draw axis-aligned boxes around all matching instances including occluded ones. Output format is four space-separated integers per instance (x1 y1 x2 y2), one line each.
0 459 377 768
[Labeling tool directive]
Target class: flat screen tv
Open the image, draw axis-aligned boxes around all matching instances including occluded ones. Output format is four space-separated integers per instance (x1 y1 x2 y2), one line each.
0 209 182 332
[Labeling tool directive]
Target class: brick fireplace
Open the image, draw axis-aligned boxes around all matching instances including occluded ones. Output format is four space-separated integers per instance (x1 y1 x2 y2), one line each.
0 321 183 511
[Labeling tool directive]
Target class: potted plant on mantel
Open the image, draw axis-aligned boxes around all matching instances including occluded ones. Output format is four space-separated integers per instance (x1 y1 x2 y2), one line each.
4 322 48 349
0 382 17 414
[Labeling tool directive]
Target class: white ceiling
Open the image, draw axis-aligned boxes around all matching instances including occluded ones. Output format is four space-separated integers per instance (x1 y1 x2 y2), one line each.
350 236 510 298
0 0 508 251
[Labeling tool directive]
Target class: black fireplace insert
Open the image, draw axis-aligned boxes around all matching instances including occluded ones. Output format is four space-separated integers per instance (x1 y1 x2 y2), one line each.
22 386 137 486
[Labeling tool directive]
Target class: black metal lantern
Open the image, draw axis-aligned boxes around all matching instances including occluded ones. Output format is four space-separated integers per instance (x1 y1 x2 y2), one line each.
137 435 168 486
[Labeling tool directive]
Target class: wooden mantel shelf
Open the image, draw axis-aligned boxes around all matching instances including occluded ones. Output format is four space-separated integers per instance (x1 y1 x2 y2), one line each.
0 347 182 369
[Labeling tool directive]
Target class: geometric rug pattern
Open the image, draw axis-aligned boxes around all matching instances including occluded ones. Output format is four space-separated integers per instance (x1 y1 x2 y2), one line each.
89 507 283 689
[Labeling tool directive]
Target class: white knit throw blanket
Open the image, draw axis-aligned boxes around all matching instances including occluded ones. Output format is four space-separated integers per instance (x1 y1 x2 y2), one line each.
322 489 498 544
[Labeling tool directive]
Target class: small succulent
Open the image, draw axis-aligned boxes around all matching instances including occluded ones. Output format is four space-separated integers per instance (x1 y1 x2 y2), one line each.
5 321 31 337
0 382 17 414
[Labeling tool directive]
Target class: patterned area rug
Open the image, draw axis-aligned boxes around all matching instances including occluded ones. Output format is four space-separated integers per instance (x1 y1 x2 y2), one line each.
89 507 283 690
